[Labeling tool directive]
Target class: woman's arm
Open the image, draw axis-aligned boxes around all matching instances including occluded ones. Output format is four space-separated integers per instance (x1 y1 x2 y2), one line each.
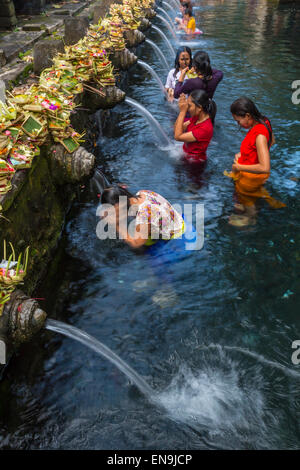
174 95 196 142
117 223 149 248
233 135 270 174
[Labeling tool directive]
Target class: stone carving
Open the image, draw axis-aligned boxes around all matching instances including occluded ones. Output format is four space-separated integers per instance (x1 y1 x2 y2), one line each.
110 48 138 70
6 289 47 346
49 145 95 184
124 29 145 48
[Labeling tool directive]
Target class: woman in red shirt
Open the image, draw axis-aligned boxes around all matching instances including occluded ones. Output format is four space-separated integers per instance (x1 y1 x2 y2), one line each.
226 97 285 226
174 89 216 163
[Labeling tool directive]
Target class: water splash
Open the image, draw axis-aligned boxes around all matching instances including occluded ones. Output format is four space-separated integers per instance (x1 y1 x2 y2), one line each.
157 362 274 449
145 39 170 70
152 25 176 57
125 96 171 147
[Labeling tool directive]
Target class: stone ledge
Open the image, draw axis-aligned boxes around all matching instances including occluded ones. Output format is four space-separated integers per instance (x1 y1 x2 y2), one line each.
0 61 32 88
0 30 46 63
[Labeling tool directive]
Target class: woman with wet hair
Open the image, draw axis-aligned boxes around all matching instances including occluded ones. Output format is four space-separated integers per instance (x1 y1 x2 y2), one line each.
165 46 192 102
225 97 285 225
174 89 216 163
99 185 185 249
174 51 223 99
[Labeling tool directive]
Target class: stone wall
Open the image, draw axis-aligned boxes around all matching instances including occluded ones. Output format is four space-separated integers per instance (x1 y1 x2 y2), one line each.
0 0 17 29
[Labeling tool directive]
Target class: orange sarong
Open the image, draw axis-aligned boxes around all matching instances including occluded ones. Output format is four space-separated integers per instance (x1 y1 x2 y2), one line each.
224 170 286 208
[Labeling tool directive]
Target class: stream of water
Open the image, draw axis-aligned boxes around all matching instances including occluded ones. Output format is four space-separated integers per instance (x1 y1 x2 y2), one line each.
0 0 299 450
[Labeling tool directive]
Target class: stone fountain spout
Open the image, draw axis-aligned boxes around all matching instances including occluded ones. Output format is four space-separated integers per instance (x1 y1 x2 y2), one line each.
5 290 47 347
138 18 152 32
143 8 156 19
80 85 126 111
49 145 95 184
124 29 145 48
110 48 138 71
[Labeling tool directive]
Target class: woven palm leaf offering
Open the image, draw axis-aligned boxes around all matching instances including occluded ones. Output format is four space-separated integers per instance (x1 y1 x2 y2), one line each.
96 62 116 87
0 241 29 316
21 113 45 139
0 158 15 195
8 141 40 170
106 16 126 51
51 124 84 153
125 0 143 20
0 101 18 132
0 134 12 159
121 4 141 30
0 127 22 160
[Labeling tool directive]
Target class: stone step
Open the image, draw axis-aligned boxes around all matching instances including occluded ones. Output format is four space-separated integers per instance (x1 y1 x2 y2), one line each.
0 30 46 62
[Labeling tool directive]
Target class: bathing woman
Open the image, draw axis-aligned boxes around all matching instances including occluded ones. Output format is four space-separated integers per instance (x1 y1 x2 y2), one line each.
165 46 192 103
226 97 285 225
99 186 185 249
174 51 223 100
99 186 197 289
174 89 216 163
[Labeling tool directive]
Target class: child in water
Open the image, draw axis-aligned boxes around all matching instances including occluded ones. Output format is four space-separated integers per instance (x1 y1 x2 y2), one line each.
177 8 196 34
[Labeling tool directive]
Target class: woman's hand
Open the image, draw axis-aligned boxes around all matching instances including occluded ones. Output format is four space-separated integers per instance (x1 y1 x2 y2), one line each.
167 88 174 103
234 152 241 163
178 93 188 113
179 67 189 82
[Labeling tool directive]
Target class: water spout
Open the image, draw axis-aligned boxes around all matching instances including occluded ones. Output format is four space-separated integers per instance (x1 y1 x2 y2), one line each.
46 319 155 398
145 39 170 70
152 25 176 58
125 96 171 147
156 14 178 41
157 7 175 29
162 1 175 12
137 59 166 94
166 0 180 10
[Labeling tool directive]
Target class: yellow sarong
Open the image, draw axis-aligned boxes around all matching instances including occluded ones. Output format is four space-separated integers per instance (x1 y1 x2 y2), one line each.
224 170 286 208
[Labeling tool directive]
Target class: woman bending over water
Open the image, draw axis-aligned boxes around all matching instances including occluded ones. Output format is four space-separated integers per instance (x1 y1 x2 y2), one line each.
99 185 185 249
165 46 192 103
174 89 216 163
225 97 285 226
174 51 223 100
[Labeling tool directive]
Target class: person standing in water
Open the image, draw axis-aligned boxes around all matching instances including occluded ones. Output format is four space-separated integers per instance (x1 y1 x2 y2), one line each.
165 46 192 103
225 97 285 226
178 8 196 34
174 89 216 163
174 51 223 100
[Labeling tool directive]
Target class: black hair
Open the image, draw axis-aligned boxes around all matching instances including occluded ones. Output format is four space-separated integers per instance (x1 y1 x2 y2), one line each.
100 185 136 210
230 97 272 146
192 51 213 88
173 46 192 78
190 89 217 125
184 7 193 16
